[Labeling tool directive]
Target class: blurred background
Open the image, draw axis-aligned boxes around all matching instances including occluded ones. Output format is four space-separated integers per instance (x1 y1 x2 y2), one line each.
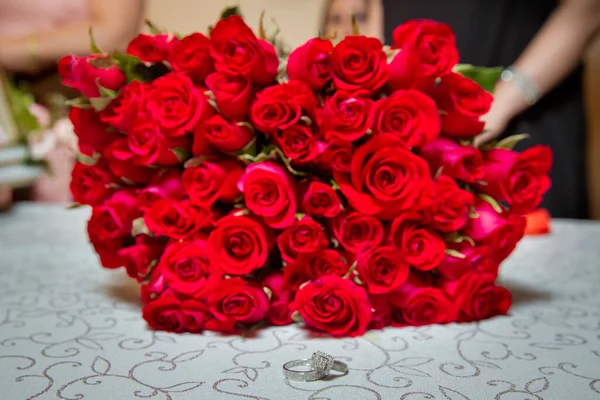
1 0 599 219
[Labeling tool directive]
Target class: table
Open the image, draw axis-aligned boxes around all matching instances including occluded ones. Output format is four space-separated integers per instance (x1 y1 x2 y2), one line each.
2 204 600 400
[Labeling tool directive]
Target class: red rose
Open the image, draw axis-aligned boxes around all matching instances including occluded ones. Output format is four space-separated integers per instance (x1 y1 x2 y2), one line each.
287 38 334 90
275 124 324 164
144 199 214 240
462 198 526 264
87 190 141 269
432 72 493 137
263 272 294 326
442 272 511 322
389 213 446 271
146 73 210 138
126 123 190 166
157 236 218 296
141 269 167 304
238 161 297 229
388 20 458 91
297 180 342 218
425 176 475 232
389 277 456 326
196 114 254 153
284 249 348 290
334 134 434 220
291 276 373 337
70 107 119 157
102 139 158 184
70 160 116 206
277 216 328 263
477 146 552 214
127 33 178 63
250 80 317 134
317 139 353 172
356 246 409 294
168 33 214 84
205 72 253 120
207 278 269 327
209 16 278 86
368 294 392 329
373 90 441 148
420 136 484 183
119 235 165 281
58 55 125 98
207 215 271 275
182 158 244 206
332 210 384 254
322 91 374 142
138 169 185 212
100 80 147 133
142 294 207 333
332 36 387 94
437 241 498 281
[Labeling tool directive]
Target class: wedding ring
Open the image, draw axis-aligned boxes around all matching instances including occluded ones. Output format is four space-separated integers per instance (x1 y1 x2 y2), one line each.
283 351 348 381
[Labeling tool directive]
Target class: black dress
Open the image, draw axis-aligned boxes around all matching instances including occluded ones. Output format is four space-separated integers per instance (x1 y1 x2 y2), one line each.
383 0 588 219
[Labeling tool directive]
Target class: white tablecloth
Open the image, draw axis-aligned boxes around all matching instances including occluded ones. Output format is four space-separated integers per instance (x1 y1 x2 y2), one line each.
1 204 600 400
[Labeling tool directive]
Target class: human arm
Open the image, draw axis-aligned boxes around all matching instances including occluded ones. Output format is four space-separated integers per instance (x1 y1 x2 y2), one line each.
0 0 144 74
474 0 600 147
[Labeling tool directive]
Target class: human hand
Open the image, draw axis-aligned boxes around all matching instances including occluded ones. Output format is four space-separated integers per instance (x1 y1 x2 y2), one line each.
473 110 509 148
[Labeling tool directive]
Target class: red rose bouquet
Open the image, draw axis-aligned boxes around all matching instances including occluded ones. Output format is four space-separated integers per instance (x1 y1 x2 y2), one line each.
63 9 552 337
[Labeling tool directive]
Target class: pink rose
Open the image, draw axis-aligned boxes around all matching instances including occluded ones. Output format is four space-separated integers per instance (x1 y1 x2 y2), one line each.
420 136 484 183
437 241 498 281
58 55 125 98
462 197 526 264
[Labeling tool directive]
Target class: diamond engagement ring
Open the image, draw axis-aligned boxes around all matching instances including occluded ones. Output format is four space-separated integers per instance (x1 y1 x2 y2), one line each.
283 351 348 381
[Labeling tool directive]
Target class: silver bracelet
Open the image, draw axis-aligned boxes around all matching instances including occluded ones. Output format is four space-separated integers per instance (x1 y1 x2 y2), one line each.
500 67 541 106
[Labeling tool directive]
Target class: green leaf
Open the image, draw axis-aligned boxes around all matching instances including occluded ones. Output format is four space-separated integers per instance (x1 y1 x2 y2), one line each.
96 81 118 99
453 64 504 93
76 152 99 165
274 148 308 176
184 156 207 168
171 147 190 163
445 249 466 259
455 235 476 246
295 212 306 220
331 180 340 190
258 11 267 39
291 311 303 323
263 286 272 301
112 51 145 82
351 15 360 35
494 133 530 150
66 203 85 210
89 27 103 54
65 97 91 108
299 116 312 126
343 261 358 279
145 19 165 35
131 217 151 236
89 97 112 112
479 193 503 214
220 6 242 20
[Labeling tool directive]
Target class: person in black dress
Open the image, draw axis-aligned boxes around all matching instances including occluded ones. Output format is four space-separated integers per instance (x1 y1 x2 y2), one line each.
323 0 600 219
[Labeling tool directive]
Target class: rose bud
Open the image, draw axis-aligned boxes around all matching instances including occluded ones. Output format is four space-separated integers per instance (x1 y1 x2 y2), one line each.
388 20 458 92
431 72 493 137
420 136 484 183
127 33 179 62
58 55 125 98
462 197 526 264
